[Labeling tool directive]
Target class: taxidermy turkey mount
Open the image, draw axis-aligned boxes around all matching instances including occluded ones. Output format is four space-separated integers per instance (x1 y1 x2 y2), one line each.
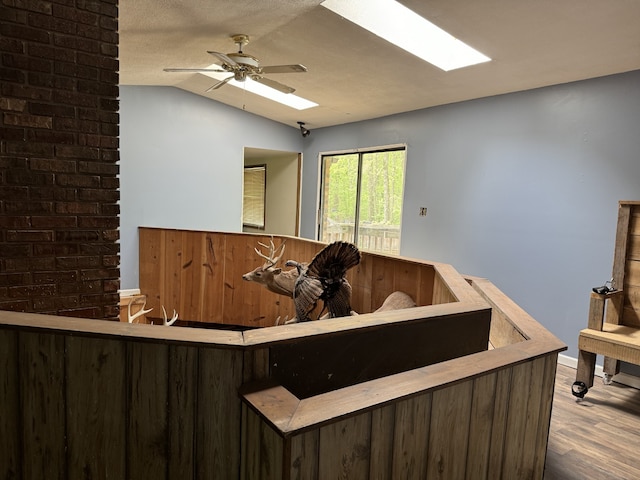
163 34 307 94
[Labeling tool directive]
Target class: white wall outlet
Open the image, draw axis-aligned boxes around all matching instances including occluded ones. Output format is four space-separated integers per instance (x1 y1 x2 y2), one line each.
419 207 428 216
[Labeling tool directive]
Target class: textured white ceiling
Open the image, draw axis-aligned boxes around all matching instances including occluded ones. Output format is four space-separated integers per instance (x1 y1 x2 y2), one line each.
119 0 640 129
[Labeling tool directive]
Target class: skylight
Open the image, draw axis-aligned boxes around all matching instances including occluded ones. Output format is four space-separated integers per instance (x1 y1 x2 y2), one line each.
321 0 491 71
202 67 318 110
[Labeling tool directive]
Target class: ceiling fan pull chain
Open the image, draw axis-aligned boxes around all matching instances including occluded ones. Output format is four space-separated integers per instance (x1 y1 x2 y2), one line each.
242 80 247 110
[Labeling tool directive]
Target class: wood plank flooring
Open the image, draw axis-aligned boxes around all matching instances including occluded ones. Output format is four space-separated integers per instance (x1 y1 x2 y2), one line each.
545 364 640 480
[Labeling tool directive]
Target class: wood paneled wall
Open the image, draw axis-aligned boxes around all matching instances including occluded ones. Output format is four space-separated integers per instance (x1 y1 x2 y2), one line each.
139 228 324 326
240 273 566 480
1 231 566 479
268 309 491 398
242 354 558 480
0 304 491 479
138 228 465 327
618 202 640 328
0 321 247 479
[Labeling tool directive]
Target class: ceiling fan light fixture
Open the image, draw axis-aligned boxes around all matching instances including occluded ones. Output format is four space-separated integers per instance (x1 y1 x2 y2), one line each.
202 65 318 110
322 0 491 71
227 53 260 68
165 35 316 110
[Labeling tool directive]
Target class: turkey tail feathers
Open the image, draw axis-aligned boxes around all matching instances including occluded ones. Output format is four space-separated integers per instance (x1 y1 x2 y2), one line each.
307 241 361 279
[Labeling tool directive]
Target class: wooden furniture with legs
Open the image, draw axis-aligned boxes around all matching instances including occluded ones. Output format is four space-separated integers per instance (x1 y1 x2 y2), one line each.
576 201 640 396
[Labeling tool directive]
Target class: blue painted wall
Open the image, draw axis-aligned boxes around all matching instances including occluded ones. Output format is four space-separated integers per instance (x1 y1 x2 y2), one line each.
120 71 640 358
299 71 640 357
119 86 303 289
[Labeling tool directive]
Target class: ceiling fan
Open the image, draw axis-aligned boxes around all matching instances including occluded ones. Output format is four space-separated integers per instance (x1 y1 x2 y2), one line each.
163 34 307 94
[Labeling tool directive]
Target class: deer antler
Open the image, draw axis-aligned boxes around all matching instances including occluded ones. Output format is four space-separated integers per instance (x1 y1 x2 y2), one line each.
254 236 286 268
161 305 178 326
127 296 153 323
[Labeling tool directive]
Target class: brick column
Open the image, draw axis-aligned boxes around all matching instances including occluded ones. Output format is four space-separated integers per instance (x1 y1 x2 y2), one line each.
0 1 120 319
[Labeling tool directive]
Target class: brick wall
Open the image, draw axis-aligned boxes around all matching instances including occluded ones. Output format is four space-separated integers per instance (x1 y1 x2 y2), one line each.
0 0 120 319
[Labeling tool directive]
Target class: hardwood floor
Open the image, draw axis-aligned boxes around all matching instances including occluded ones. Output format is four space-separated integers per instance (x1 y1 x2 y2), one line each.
544 364 640 480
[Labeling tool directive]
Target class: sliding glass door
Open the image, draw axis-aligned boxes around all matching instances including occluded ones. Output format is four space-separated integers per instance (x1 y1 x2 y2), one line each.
318 147 405 254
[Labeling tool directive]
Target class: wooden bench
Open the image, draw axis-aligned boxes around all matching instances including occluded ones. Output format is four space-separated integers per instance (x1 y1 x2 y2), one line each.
575 201 640 397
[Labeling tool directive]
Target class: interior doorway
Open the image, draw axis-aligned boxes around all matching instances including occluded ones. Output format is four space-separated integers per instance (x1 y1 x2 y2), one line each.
243 147 301 236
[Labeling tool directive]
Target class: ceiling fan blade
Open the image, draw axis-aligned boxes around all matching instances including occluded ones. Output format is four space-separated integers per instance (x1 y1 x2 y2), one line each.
207 50 237 66
253 76 296 94
261 64 308 74
164 68 226 73
205 75 234 92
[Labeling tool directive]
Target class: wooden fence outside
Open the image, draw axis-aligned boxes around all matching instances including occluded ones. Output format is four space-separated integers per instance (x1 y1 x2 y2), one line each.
322 223 401 255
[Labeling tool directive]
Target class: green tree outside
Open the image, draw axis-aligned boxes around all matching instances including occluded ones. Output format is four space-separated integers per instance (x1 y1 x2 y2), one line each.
319 149 405 254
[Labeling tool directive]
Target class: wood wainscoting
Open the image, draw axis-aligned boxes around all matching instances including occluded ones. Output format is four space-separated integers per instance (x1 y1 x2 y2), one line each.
137 227 471 327
241 275 566 480
0 230 565 479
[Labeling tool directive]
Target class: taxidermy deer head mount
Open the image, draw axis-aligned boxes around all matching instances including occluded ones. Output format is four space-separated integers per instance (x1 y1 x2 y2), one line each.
127 296 178 326
242 237 299 297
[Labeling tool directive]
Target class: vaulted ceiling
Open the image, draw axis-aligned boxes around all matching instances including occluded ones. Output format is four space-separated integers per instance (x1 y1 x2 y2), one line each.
120 0 640 129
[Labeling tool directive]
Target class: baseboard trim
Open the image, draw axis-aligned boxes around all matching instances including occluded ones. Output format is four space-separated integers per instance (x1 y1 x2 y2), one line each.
118 288 141 298
558 353 640 390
